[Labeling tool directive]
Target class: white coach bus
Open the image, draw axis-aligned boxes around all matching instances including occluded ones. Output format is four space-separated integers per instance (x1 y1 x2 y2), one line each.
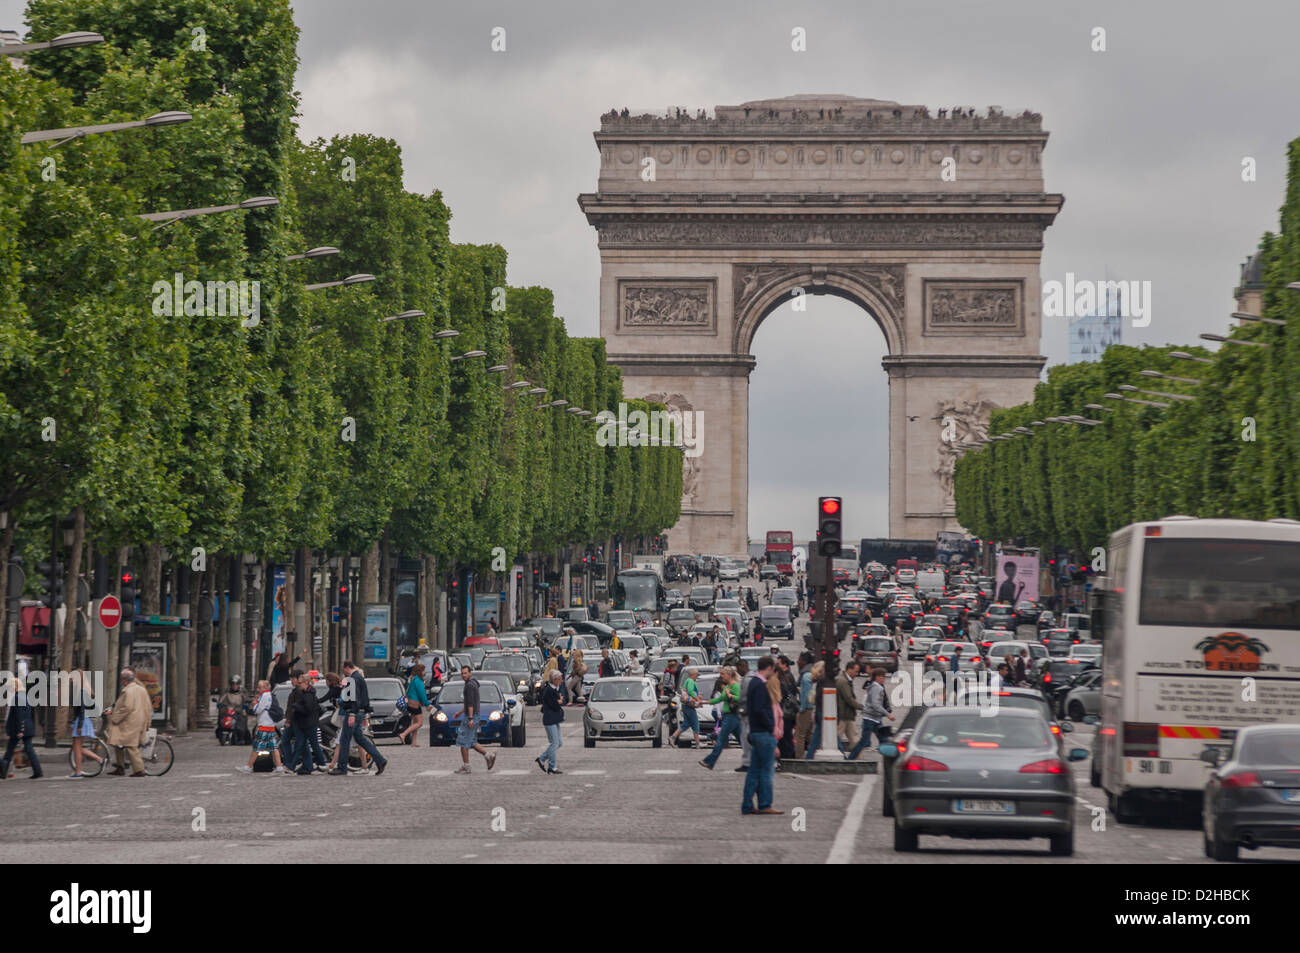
1093 516 1300 822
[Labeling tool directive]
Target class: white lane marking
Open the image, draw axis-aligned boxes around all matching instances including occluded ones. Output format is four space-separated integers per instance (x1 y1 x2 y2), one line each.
101 814 120 819
826 775 877 865
645 769 681 775
461 853 478 859
571 770 605 776
417 770 452 777
190 773 232 778
262 832 275 837
496 769 528 776
315 813 328 817
66 824 80 828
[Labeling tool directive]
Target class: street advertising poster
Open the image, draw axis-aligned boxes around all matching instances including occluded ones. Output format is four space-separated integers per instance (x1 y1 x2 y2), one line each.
364 603 390 661
271 566 287 657
473 594 499 635
994 554 1040 605
129 641 168 724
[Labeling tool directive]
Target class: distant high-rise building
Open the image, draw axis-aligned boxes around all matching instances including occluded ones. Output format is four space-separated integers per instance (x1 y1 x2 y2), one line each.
1235 248 1265 320
1068 279 1123 363
1 29 23 68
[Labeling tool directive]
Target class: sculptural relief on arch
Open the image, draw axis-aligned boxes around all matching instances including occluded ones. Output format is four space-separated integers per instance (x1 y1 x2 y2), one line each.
580 95 1062 555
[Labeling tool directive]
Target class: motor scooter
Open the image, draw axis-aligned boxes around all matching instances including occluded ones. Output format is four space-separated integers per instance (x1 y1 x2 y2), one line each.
216 703 250 746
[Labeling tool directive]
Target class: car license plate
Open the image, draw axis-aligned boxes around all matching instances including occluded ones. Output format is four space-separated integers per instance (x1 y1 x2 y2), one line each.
1281 789 1300 802
954 799 1014 814
609 723 636 731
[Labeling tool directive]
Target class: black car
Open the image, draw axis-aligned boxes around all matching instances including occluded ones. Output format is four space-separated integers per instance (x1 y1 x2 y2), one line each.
755 604 794 640
688 585 715 613
1013 601 1042 626
567 619 617 646
1035 657 1097 707
838 596 869 625
1202 724 1300 861
1041 628 1081 656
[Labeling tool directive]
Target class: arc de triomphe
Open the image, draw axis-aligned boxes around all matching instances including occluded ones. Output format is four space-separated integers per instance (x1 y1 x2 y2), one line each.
579 95 1063 556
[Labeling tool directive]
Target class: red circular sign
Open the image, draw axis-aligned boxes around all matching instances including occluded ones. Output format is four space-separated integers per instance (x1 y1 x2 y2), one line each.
98 595 122 629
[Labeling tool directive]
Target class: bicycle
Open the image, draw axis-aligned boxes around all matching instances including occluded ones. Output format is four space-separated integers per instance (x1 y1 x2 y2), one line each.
68 738 110 777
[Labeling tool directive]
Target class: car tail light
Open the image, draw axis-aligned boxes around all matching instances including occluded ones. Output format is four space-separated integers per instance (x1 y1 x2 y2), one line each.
1020 759 1067 774
1050 724 1061 735
1043 671 1051 683
1219 771 1261 788
901 755 948 772
1123 722 1159 758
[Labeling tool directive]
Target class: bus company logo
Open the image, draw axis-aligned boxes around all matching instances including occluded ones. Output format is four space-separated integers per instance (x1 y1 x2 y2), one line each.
1194 632 1270 672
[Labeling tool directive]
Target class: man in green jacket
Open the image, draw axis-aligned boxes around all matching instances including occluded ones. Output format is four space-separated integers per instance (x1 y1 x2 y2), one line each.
835 661 863 756
670 666 703 748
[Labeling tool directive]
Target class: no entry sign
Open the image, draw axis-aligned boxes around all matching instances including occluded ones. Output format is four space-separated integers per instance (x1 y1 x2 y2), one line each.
98 594 122 629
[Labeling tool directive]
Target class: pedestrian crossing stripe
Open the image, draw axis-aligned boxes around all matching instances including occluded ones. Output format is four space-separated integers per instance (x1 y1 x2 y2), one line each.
1158 725 1220 739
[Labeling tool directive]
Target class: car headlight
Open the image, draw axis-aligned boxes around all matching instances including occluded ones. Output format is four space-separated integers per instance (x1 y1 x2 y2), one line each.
588 709 604 720
434 712 448 722
518 680 528 690
642 708 658 720
488 710 503 721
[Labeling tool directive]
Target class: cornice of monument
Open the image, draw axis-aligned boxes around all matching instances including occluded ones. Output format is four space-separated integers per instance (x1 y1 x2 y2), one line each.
597 98 1046 138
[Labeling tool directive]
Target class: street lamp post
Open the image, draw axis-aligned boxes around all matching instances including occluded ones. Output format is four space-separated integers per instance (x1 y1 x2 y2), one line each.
1170 351 1214 364
1199 332 1268 349
303 273 376 292
1140 369 1201 385
1 31 103 56
22 109 192 146
139 194 279 227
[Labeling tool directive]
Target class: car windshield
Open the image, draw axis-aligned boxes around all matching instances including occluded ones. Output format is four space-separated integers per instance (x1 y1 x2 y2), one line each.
761 607 790 623
716 599 740 610
918 713 1051 748
690 587 714 600
619 635 646 650
772 591 796 604
473 673 516 695
367 680 403 700
436 681 503 705
669 609 696 621
483 656 530 674
1069 644 1101 657
529 618 563 637
1239 730 1300 765
861 638 893 651
985 694 1051 719
913 628 942 638
590 681 655 703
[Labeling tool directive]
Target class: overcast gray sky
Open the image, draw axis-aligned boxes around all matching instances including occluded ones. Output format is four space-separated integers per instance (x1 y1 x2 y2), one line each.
7 0 1298 541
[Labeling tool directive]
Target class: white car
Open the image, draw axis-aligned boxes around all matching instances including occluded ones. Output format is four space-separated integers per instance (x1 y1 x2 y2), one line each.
583 677 662 747
719 562 742 582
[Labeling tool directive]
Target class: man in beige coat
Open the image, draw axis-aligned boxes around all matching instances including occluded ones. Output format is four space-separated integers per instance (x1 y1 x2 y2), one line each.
105 669 151 777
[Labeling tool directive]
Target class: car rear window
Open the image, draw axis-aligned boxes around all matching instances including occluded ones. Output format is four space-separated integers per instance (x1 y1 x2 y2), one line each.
917 713 1051 748
860 638 893 651
1239 730 1300 765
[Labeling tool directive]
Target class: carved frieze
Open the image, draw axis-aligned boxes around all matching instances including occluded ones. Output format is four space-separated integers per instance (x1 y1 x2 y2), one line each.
597 219 1043 248
617 279 717 334
642 392 700 505
733 262 905 317
923 279 1023 335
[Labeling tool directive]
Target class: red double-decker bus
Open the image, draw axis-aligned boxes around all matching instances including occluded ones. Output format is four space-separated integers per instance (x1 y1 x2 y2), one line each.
765 530 794 574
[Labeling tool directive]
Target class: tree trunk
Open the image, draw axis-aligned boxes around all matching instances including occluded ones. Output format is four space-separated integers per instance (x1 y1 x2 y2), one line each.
56 507 85 738
0 518 15 673
196 567 211 726
143 542 162 615
423 554 438 648
356 541 379 664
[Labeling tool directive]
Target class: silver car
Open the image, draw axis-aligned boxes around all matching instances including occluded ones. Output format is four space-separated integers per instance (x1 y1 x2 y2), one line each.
907 625 945 661
887 707 1087 856
1059 668 1102 722
583 677 662 747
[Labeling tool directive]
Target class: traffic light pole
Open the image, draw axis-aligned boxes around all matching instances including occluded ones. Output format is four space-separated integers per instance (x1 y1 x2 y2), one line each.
815 554 840 761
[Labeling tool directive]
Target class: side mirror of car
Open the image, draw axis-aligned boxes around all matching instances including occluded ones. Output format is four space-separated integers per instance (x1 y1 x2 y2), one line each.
507 699 517 707
877 743 899 758
1199 747 1221 766
1058 720 1075 733
1068 747 1089 762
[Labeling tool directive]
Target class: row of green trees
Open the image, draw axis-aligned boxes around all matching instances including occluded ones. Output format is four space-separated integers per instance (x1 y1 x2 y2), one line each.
0 0 681 672
954 138 1300 554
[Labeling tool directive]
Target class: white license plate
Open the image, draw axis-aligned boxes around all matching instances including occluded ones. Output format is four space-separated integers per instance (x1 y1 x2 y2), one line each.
954 799 1015 814
1282 789 1300 802
609 724 637 731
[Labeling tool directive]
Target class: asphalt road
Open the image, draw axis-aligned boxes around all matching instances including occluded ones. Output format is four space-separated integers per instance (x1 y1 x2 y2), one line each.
0 589 1293 864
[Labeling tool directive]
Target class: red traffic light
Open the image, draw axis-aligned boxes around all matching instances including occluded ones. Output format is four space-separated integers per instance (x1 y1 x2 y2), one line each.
339 585 347 594
120 572 134 584
820 498 840 515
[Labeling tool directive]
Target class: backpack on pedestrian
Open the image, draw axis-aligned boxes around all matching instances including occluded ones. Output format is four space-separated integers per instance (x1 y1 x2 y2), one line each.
267 692 284 724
